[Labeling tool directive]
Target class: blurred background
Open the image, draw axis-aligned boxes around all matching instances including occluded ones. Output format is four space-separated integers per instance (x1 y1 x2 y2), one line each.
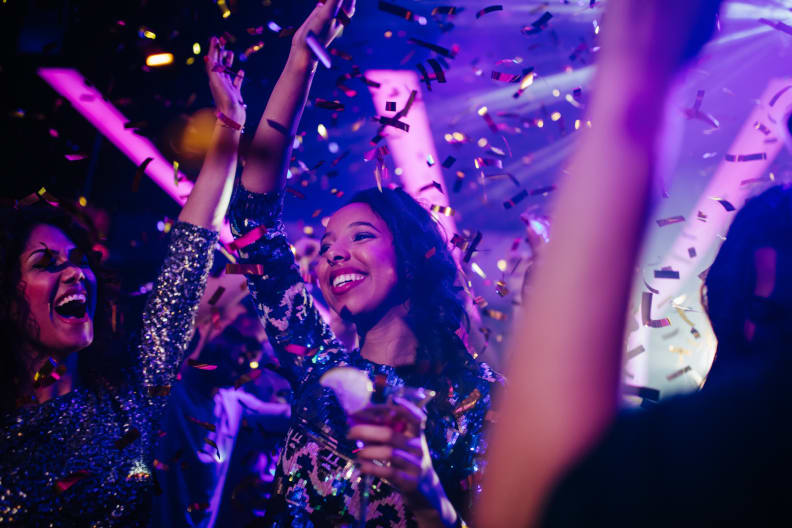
4 0 792 402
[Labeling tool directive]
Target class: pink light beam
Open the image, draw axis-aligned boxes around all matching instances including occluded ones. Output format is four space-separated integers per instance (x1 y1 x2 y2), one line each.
38 67 233 244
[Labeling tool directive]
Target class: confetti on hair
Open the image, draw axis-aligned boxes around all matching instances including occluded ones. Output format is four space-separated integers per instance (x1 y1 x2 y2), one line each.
54 471 92 494
654 268 680 279
225 263 267 275
463 231 483 263
132 157 154 192
641 292 671 328
666 365 692 381
114 428 141 449
476 5 503 18
711 197 736 211
656 215 685 227
315 98 345 111
725 152 767 162
503 189 528 209
483 308 507 321
425 247 437 259
430 204 454 216
305 30 332 68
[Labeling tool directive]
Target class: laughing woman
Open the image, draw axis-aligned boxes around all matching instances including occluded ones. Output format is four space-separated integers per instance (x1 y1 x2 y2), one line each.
0 38 246 525
229 2 500 527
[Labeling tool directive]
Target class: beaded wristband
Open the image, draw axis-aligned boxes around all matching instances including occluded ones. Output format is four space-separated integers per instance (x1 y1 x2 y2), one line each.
216 110 244 131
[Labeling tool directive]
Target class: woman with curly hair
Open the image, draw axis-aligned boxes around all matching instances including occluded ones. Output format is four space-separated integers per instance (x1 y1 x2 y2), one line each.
228 2 499 526
0 37 246 525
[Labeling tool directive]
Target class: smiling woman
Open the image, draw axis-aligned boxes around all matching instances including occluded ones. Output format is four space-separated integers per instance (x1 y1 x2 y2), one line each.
0 205 117 409
0 35 245 526
227 1 500 525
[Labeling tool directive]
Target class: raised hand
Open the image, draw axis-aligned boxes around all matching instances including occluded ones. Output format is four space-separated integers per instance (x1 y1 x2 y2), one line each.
290 0 356 67
205 36 246 127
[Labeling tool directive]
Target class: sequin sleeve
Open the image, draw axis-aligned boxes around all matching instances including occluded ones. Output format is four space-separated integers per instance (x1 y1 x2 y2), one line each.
137 221 218 392
441 363 505 521
228 182 345 386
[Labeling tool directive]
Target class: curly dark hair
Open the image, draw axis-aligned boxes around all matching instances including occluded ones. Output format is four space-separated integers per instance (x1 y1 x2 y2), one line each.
704 184 792 386
346 187 474 373
0 203 126 411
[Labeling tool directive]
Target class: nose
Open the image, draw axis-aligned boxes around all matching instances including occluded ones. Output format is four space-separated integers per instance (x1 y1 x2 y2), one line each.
325 241 350 265
61 261 86 284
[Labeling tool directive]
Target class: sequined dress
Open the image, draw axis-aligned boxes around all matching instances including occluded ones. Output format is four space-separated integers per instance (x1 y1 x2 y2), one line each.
0 222 218 526
229 185 501 528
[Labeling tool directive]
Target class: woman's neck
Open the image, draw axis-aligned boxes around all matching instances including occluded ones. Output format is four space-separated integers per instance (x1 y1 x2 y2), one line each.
358 304 418 367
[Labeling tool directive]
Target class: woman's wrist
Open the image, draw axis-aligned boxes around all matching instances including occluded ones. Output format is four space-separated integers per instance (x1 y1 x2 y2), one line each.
286 47 319 75
408 477 458 528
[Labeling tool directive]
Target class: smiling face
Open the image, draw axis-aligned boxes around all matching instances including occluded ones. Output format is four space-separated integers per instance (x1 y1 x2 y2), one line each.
316 203 400 322
18 224 97 356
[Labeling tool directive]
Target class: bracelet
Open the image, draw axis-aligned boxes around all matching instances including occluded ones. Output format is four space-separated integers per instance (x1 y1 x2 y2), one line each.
216 110 244 132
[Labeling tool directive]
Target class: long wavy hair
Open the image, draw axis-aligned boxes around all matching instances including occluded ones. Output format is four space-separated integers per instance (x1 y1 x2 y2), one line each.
704 184 792 386
346 188 474 374
0 203 124 411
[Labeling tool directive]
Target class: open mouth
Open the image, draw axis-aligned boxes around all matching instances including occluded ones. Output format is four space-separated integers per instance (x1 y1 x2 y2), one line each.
330 272 367 295
53 293 88 320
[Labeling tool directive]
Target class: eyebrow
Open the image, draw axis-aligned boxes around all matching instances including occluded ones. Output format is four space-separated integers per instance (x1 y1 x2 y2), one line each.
320 221 381 242
26 248 53 261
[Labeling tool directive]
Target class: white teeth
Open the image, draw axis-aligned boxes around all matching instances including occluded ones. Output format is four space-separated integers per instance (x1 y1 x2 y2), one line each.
332 273 365 288
56 293 86 307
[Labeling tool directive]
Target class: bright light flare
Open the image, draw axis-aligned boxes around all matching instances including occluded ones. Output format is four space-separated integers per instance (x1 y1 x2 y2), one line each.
145 52 174 67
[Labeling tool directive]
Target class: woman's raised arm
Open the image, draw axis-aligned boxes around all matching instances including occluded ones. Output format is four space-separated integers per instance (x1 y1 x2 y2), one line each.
476 1 722 526
240 0 355 195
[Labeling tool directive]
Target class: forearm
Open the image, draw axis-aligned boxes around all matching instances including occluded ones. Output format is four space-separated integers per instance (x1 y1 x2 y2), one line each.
178 122 240 230
477 54 677 527
241 51 316 194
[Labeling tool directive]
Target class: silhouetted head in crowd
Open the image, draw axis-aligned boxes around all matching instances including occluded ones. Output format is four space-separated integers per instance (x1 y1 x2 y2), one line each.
705 185 792 385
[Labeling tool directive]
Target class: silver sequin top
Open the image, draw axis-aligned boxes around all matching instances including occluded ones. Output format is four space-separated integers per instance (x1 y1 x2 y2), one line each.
0 221 217 527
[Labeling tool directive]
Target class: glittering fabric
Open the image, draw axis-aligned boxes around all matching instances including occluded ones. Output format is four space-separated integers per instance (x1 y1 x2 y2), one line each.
0 222 217 526
229 184 502 528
